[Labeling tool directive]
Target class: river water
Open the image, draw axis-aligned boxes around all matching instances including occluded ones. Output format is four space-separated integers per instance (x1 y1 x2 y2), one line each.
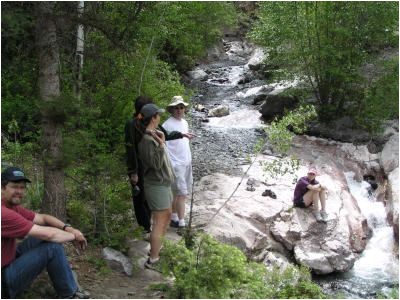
315 173 399 298
188 38 398 298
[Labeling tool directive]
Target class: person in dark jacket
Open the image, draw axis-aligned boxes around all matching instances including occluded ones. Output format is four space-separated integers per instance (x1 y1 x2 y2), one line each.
124 96 193 233
293 167 328 222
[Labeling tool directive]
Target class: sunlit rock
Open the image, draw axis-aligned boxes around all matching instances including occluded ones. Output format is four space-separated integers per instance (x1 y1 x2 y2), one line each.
207 105 230 117
380 133 399 174
247 47 267 71
102 247 133 276
187 69 208 81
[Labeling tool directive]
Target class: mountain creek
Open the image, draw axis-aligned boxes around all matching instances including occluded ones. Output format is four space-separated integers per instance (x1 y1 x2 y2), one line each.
185 37 399 298
26 37 398 299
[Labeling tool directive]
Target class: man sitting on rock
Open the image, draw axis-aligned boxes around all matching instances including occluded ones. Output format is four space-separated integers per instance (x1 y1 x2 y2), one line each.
293 167 328 222
1 167 89 299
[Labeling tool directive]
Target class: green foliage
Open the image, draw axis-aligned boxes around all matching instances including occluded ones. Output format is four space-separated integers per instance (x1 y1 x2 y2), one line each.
355 57 399 133
250 1 399 120
377 286 399 299
0 1 236 252
261 105 316 180
87 255 112 275
160 234 326 299
265 104 317 154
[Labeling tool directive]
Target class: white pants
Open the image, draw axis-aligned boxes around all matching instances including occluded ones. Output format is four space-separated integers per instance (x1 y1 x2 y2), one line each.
172 163 193 196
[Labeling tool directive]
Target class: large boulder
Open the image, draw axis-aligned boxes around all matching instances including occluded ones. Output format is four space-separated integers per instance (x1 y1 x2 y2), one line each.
191 142 370 274
102 247 133 276
386 168 399 241
380 133 399 174
187 69 208 81
306 117 372 145
207 105 230 117
247 48 267 71
259 94 298 120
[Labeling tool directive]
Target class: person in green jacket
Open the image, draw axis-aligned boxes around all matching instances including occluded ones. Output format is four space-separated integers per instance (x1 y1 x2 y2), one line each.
124 96 192 234
138 103 176 269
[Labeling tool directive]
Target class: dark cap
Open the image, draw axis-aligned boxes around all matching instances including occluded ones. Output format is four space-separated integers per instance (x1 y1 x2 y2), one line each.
140 103 165 119
1 167 31 184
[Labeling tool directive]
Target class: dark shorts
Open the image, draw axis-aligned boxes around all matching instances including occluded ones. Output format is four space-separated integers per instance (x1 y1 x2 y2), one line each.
293 196 306 208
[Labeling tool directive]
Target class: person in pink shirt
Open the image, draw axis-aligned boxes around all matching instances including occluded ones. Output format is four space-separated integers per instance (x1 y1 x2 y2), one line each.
293 167 328 222
1 167 88 298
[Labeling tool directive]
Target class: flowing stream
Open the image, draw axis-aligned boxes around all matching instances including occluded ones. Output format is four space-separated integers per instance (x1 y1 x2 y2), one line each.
315 173 399 298
188 38 398 298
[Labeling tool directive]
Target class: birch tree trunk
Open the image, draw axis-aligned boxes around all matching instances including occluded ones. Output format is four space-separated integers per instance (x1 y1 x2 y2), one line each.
74 1 85 101
35 2 66 220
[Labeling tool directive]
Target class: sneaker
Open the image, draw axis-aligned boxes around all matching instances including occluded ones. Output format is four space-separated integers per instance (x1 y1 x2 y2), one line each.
68 290 90 299
170 220 179 228
321 211 328 222
144 258 162 272
313 211 323 222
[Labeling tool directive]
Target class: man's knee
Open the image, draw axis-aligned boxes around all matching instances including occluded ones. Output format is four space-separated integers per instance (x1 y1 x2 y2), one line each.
45 242 66 258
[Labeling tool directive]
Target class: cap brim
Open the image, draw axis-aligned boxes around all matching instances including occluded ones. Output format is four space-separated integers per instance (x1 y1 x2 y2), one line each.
10 177 31 183
157 108 165 113
167 101 189 107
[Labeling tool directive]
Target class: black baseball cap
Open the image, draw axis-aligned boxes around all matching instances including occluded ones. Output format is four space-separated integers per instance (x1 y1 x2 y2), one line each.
1 167 31 184
140 103 165 119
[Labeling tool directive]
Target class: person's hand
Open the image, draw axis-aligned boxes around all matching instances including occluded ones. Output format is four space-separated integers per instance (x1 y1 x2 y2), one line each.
182 132 195 140
69 228 87 251
150 130 165 146
130 174 138 185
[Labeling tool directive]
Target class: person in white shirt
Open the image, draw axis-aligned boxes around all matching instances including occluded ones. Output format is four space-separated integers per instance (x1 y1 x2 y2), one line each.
162 96 194 234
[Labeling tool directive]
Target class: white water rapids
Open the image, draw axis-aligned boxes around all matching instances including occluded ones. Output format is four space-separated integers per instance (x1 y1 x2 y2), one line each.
345 173 399 289
316 173 399 298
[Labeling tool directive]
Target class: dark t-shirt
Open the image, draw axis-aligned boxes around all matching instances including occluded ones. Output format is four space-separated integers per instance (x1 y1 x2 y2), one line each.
1 202 35 267
293 176 319 204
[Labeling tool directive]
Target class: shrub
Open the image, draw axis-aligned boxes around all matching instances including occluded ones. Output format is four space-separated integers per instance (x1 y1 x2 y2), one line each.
160 234 326 299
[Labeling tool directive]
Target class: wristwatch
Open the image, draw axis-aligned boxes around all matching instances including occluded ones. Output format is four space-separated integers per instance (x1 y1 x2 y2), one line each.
62 223 72 231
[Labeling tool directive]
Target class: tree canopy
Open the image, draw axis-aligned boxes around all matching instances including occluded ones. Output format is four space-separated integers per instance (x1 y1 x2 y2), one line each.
250 1 398 128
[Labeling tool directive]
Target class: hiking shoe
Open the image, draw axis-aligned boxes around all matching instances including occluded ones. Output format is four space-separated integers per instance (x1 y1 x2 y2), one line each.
68 290 90 299
321 211 328 222
170 220 179 228
313 211 323 222
144 258 162 272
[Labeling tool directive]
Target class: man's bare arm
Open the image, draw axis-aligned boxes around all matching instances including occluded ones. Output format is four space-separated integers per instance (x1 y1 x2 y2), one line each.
28 224 75 243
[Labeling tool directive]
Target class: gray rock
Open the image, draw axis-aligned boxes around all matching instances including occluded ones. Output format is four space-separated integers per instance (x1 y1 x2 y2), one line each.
247 48 267 71
259 94 298 120
208 105 230 117
386 168 399 241
102 247 133 276
187 69 208 81
380 133 399 173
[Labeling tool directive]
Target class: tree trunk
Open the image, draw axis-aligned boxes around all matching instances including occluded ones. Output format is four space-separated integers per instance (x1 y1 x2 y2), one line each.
35 2 66 220
74 1 85 101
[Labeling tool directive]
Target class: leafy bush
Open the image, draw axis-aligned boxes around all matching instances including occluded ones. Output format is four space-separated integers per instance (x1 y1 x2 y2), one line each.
355 57 399 133
261 105 317 180
160 234 326 299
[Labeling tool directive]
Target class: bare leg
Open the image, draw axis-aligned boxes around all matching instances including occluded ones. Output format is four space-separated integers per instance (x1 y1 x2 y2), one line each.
176 195 186 224
303 190 319 208
319 188 327 212
150 208 171 260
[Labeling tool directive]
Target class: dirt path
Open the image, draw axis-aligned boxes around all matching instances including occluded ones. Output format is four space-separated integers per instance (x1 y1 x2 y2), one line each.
24 229 181 299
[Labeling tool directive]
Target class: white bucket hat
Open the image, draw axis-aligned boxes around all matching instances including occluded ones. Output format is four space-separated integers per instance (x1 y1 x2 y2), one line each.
167 96 189 107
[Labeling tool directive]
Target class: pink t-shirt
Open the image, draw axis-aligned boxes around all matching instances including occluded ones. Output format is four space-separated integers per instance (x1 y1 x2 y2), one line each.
1 202 35 267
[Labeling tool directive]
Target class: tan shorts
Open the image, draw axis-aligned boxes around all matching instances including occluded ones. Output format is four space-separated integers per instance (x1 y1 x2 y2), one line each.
144 183 172 211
